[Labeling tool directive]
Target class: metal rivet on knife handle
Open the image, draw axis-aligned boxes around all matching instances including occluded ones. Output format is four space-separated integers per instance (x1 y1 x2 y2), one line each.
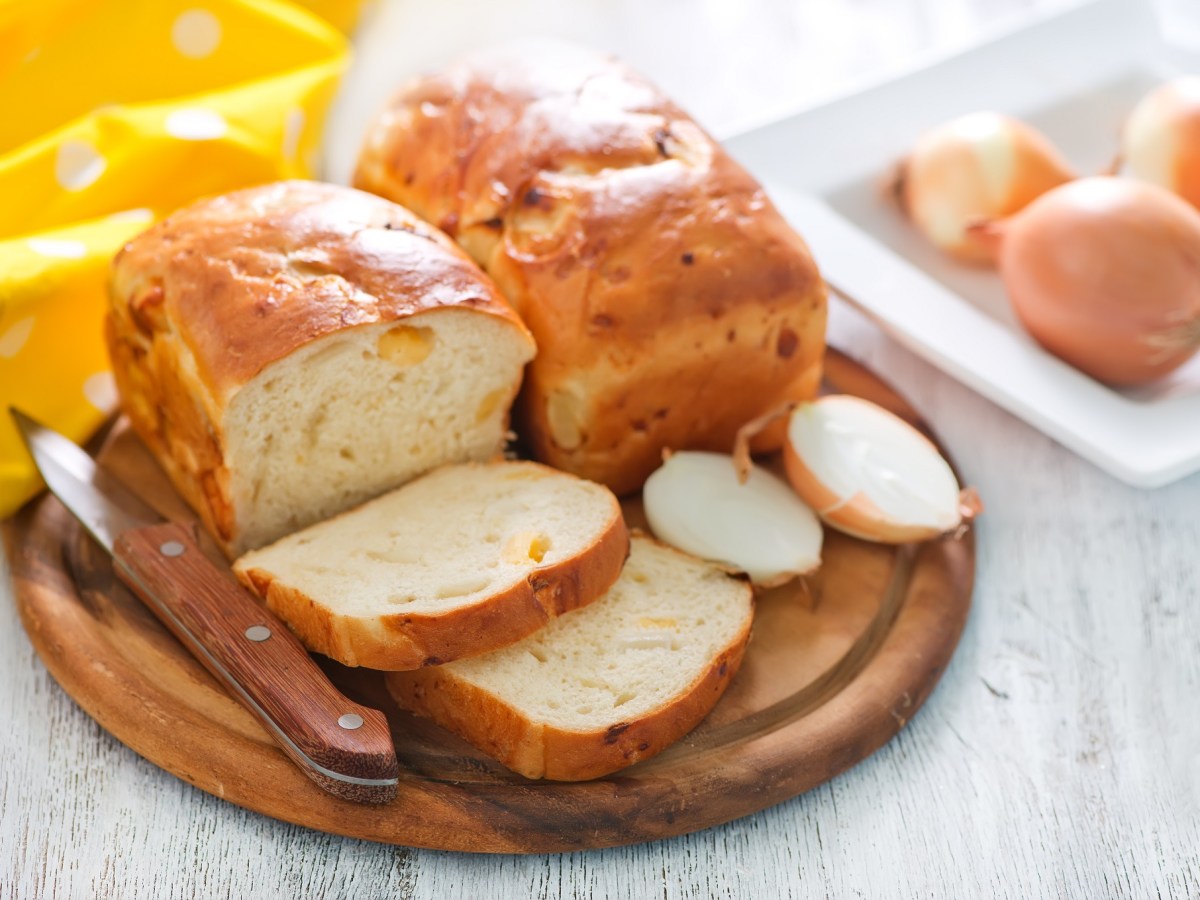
338 713 365 730
159 540 186 557
244 625 272 642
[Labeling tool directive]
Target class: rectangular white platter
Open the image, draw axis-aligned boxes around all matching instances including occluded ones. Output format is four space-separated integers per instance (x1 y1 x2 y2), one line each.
724 0 1200 488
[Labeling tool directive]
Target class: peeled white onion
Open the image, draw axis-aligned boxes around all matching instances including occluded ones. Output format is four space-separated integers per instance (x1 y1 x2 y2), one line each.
1121 77 1200 208
894 111 1075 264
782 396 972 544
643 450 822 585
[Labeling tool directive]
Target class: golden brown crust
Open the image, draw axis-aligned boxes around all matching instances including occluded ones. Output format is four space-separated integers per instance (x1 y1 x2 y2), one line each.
384 596 752 781
355 40 828 495
233 485 630 670
106 181 534 555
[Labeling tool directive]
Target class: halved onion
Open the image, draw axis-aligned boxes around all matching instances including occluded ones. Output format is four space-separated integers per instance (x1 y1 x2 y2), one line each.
643 450 822 586
782 396 972 543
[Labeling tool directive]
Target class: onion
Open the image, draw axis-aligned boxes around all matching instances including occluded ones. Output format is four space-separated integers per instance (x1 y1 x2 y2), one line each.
974 177 1200 385
643 451 822 586
781 396 973 544
893 111 1075 264
1120 77 1200 208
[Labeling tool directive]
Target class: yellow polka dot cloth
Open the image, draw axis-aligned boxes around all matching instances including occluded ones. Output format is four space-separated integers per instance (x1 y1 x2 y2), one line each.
0 0 360 519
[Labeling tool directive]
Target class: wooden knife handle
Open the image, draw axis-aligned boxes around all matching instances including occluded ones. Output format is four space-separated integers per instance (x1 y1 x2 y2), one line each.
112 521 399 804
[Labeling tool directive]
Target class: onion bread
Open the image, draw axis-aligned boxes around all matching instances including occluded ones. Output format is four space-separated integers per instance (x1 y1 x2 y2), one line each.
354 40 827 496
233 461 629 670
107 181 536 557
385 534 754 781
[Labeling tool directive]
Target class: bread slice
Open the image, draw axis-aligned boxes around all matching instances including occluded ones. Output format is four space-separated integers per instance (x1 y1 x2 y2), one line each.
234 461 628 670
107 181 536 557
385 534 754 781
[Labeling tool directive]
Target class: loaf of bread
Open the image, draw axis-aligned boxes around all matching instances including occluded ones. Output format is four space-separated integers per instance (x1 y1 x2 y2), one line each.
385 534 754 781
355 40 827 495
107 181 536 557
233 460 629 670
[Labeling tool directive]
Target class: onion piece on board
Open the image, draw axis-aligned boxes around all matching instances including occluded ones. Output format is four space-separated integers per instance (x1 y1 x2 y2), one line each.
783 396 973 544
643 450 822 586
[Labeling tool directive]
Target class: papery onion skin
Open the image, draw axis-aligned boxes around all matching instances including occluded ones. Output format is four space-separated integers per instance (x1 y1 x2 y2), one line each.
782 397 963 545
1122 77 1200 209
897 111 1075 264
993 177 1200 386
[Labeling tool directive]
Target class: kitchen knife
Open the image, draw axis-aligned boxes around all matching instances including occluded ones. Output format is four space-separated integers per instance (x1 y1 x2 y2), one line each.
10 409 400 805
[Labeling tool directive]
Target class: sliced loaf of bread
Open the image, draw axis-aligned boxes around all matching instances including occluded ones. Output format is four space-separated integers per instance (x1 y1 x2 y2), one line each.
385 534 754 781
233 461 628 670
108 181 536 557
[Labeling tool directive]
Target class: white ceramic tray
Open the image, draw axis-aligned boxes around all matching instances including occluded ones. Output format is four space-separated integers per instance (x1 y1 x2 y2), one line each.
725 0 1200 488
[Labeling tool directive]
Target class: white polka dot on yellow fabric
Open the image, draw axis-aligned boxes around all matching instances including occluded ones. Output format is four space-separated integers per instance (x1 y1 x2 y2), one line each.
165 108 227 140
283 108 305 161
107 208 155 226
27 238 88 259
83 372 118 413
171 9 222 59
55 140 106 191
0 318 35 359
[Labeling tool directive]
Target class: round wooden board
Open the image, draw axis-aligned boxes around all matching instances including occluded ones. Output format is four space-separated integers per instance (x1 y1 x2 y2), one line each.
3 350 974 853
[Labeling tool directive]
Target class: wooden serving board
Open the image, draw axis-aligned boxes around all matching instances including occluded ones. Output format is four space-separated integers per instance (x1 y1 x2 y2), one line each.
3 350 974 853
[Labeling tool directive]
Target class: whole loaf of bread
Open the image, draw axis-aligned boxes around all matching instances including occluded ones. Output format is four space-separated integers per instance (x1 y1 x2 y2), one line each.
355 40 827 495
107 181 535 557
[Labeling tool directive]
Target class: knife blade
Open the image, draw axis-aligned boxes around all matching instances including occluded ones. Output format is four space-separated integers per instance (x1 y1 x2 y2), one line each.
11 408 400 804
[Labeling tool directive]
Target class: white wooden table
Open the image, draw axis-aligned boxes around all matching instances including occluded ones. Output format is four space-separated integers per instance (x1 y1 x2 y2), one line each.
4 1 1199 896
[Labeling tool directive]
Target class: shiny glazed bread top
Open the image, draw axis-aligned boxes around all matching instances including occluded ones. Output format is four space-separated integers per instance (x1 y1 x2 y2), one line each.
355 41 828 494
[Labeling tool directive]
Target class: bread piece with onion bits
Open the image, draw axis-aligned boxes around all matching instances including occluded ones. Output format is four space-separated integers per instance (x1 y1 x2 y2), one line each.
108 181 536 558
643 450 822 587
355 40 827 496
385 534 753 781
779 396 980 543
234 461 628 670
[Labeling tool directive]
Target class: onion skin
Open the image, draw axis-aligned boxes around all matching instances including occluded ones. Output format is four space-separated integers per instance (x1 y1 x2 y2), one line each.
896 112 1075 264
990 177 1200 386
1122 77 1200 209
